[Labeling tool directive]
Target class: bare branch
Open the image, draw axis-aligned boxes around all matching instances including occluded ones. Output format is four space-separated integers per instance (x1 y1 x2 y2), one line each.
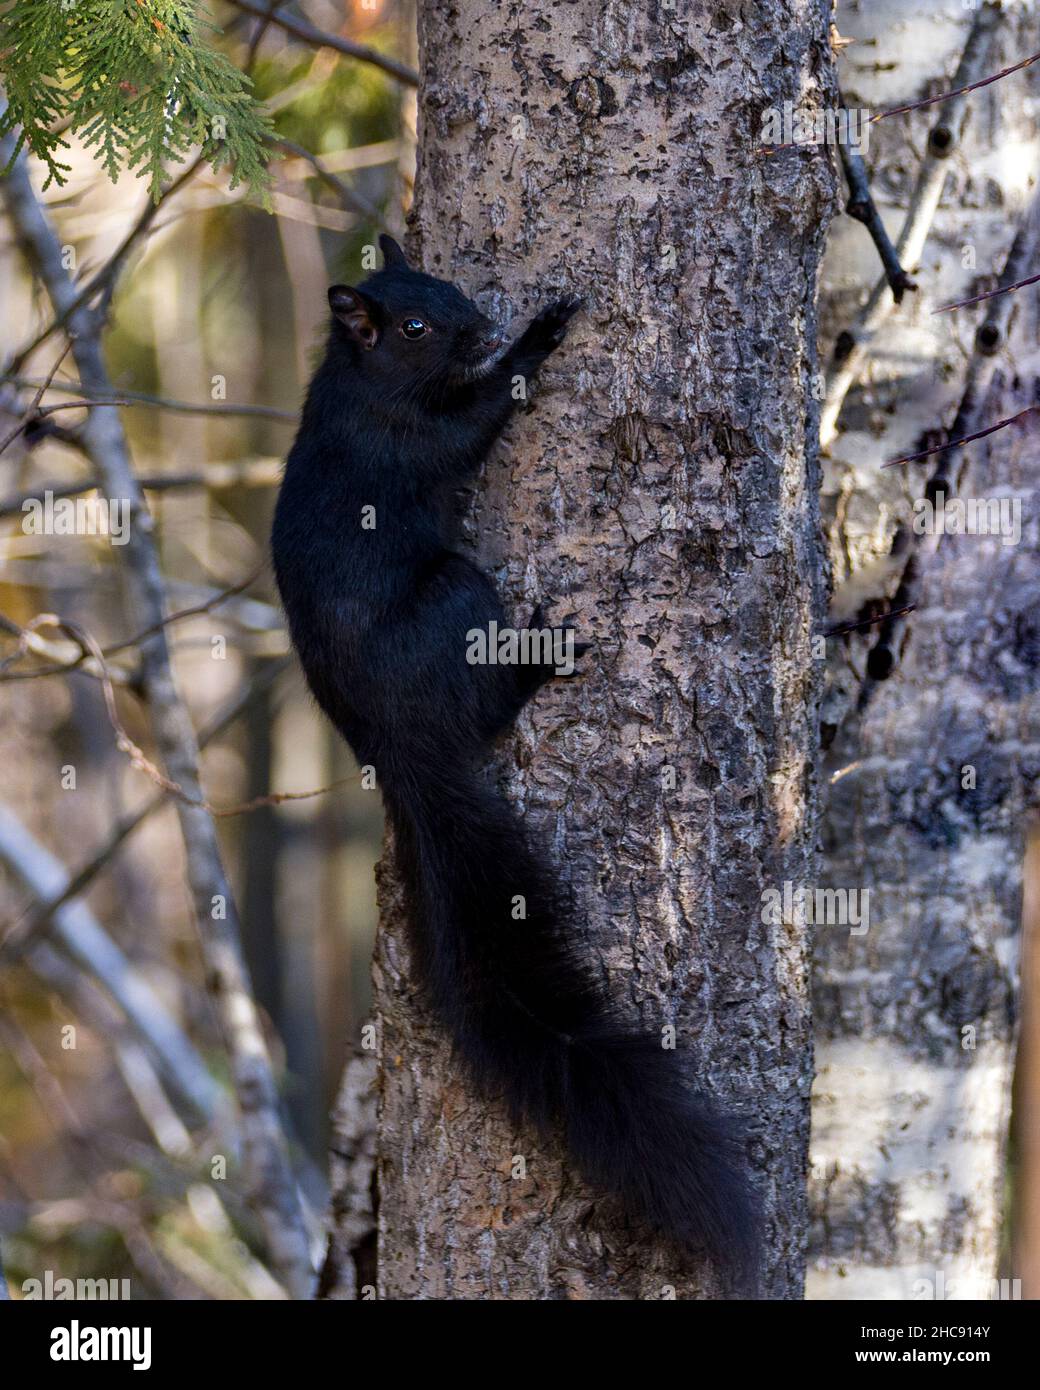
933 268 1040 315
883 406 1037 468
226 0 419 86
5 156 205 375
0 376 298 423
3 609 346 814
870 47 1040 123
4 658 291 962
0 342 72 453
823 602 917 638
821 2 1004 446
104 566 266 657
268 135 382 221
0 458 282 521
1 138 314 1297
0 804 220 1123
0 611 137 688
0 397 145 454
837 131 916 303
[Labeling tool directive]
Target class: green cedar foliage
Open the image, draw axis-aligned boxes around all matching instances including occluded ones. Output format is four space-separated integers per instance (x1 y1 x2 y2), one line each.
0 0 271 200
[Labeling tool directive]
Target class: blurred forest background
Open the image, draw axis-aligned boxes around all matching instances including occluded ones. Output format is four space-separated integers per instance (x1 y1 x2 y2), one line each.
2 0 1040 1303
0 0 411 1298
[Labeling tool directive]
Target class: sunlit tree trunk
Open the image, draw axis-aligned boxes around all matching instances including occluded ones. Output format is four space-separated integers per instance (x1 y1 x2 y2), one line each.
353 0 836 1299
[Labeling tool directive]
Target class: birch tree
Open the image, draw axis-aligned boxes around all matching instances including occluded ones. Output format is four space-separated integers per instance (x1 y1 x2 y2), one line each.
811 0 1040 1300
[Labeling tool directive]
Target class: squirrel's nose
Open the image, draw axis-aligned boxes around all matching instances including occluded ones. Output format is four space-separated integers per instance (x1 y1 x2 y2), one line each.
479 329 504 352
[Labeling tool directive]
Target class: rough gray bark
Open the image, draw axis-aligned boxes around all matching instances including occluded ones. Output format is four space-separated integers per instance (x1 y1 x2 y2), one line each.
811 0 1040 1299
365 0 836 1299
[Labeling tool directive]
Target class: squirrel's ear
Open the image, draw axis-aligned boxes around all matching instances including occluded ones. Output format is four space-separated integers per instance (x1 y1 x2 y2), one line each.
328 285 380 348
379 234 410 271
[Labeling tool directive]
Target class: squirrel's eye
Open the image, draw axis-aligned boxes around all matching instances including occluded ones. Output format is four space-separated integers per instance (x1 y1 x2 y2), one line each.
401 318 428 340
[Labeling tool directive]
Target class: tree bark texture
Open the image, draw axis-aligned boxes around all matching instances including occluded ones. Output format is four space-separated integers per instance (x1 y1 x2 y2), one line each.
370 0 837 1299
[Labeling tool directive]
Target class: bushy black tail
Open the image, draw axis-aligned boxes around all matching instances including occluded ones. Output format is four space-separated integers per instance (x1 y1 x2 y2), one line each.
384 756 761 1288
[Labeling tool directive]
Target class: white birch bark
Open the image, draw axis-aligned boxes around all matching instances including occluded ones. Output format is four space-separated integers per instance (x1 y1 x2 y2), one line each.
810 0 1040 1300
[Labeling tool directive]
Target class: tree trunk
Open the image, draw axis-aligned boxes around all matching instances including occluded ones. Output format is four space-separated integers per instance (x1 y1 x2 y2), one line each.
810 0 1040 1299
368 0 836 1299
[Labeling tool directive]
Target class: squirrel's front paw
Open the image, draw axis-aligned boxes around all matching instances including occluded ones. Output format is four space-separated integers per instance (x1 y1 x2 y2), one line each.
521 295 583 354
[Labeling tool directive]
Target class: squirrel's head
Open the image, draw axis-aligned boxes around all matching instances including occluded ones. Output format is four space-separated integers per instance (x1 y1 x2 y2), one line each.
327 235 505 388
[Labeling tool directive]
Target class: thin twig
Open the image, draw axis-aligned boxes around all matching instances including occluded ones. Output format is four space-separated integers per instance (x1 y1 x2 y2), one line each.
0 569 266 682
823 602 917 638
5 156 205 375
102 568 266 656
0 610 136 687
933 269 1040 315
0 341 72 454
0 397 144 453
883 406 1038 467
870 48 1040 123
0 458 281 521
1 134 314 1298
2 659 291 958
226 0 419 86
2 609 351 815
268 135 382 221
0 376 297 422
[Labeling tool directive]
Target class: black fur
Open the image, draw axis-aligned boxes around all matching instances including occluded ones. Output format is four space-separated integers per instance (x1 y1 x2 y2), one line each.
271 235 760 1287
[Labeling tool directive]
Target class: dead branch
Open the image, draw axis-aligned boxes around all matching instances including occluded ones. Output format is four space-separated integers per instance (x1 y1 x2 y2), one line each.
870 46 1040 123
0 804 220 1123
1 138 314 1298
0 376 298 424
856 184 1040 710
5 658 291 955
838 127 916 303
0 457 283 521
227 0 419 86
933 268 1040 314
821 2 1004 446
268 135 382 221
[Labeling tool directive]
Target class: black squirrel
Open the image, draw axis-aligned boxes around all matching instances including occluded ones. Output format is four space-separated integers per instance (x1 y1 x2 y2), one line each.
271 234 759 1287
